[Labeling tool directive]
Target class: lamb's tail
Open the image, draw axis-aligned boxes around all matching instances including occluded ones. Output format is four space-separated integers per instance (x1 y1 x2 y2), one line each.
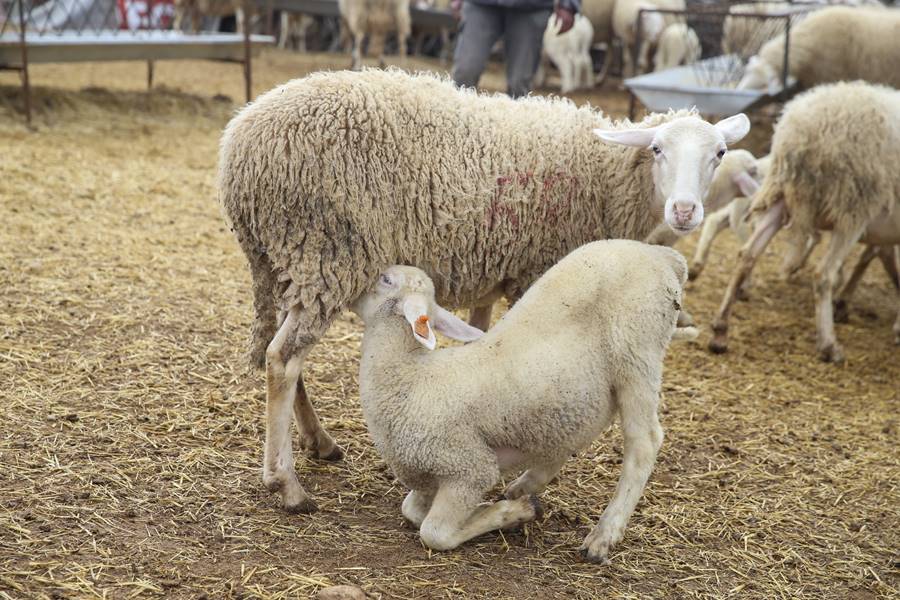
671 326 699 342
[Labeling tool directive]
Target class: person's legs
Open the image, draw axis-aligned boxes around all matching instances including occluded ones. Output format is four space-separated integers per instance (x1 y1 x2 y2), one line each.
452 3 504 90
503 7 552 98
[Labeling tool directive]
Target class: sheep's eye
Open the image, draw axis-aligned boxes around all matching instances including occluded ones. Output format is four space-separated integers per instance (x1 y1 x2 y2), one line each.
717 149 727 160
380 274 393 287
651 144 662 156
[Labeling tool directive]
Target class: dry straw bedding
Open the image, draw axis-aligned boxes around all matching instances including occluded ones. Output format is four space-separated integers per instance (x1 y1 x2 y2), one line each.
0 53 898 599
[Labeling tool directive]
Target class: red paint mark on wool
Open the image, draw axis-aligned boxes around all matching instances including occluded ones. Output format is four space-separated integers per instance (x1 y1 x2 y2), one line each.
485 169 579 231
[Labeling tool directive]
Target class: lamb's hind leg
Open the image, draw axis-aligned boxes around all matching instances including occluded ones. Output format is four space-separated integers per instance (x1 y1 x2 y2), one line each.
402 490 435 528
833 244 878 323
419 481 541 551
264 307 335 513
709 200 785 354
814 225 866 363
503 456 568 499
580 379 663 564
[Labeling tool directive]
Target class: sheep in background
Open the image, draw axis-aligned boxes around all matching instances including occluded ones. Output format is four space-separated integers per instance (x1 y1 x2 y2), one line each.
173 0 242 32
338 0 412 70
279 12 315 50
412 0 453 62
541 13 595 93
652 22 700 71
613 0 685 77
353 240 696 561
738 6 899 92
580 0 617 85
218 69 750 513
710 81 900 362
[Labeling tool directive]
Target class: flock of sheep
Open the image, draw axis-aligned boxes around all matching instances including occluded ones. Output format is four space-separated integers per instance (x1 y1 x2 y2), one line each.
208 0 899 565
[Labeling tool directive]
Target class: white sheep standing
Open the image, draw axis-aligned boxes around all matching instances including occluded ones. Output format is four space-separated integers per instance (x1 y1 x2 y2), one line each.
613 0 685 77
710 81 900 362
737 6 899 92
652 22 700 71
353 240 696 562
541 13 595 93
278 12 315 51
338 0 412 70
218 69 750 513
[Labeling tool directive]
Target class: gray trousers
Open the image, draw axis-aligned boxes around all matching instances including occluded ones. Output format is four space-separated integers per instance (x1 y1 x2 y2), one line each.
452 2 553 99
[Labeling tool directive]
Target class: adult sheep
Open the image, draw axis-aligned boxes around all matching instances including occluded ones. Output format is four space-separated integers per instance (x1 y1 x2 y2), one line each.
612 0 685 77
218 69 750 513
737 6 900 92
710 81 900 363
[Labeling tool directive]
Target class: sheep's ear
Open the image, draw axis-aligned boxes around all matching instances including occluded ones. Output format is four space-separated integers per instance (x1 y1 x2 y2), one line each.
715 114 750 145
432 305 484 343
402 297 437 350
732 170 760 197
593 126 658 148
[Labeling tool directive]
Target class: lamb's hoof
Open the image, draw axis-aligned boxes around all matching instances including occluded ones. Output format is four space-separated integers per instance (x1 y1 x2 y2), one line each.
833 300 849 324
818 343 845 364
577 545 612 565
320 445 344 461
301 435 345 461
284 497 318 514
708 335 729 354
527 495 544 521
687 266 702 281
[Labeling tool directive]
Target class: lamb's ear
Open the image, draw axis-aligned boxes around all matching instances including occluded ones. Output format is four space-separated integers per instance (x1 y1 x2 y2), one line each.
593 126 658 148
732 170 760 197
432 305 484 343
715 114 750 145
402 296 437 350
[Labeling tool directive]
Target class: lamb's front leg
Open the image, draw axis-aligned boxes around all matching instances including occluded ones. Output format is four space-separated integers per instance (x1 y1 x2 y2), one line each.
580 381 663 564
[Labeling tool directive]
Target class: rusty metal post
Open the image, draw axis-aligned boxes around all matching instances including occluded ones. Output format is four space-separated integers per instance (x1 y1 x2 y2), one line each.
243 0 252 102
147 60 154 89
18 0 32 127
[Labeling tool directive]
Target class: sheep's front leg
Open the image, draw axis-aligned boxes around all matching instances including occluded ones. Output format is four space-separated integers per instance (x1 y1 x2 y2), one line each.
419 482 542 551
579 381 663 564
688 204 731 281
264 308 317 513
503 456 568 499
814 225 866 363
709 200 784 354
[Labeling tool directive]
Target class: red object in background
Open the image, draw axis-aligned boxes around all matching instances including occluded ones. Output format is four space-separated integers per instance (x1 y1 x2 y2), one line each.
116 0 175 30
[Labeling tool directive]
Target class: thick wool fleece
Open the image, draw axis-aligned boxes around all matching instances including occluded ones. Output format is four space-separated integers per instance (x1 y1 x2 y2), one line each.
753 82 900 233
357 239 686 491
218 69 696 365
758 7 900 90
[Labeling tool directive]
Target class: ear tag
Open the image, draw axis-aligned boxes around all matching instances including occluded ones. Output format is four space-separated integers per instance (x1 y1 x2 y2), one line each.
414 315 430 339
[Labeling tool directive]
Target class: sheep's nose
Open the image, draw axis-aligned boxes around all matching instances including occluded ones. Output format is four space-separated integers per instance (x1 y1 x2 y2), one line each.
672 198 697 225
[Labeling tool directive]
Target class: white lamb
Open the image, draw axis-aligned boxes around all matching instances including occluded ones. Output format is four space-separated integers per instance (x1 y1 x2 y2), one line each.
652 22 700 71
613 0 685 77
338 0 412 70
542 13 595 93
353 240 695 562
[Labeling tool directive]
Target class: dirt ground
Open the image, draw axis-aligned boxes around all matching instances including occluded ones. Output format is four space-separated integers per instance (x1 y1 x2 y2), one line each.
1 49 898 600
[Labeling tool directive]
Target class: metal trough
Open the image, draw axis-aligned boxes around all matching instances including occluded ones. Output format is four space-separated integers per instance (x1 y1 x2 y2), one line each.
625 54 795 117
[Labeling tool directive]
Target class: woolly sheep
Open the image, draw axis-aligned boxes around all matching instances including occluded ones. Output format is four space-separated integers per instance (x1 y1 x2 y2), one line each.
542 13 595 93
737 7 900 92
652 22 700 72
352 240 696 561
338 0 411 70
218 69 750 513
710 81 900 363
612 0 685 77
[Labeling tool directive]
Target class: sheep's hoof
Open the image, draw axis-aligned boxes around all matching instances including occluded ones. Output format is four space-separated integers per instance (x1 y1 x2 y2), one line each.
319 445 345 462
284 497 319 514
818 343 845 364
687 265 702 281
708 336 729 354
577 546 612 565
527 495 544 521
301 434 345 461
736 287 751 302
833 300 849 324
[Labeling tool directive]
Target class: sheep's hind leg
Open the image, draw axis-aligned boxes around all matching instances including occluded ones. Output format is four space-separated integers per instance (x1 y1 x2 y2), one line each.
469 304 493 331
814 225 866 363
263 307 333 513
579 379 662 565
833 244 877 323
294 376 343 461
709 200 785 354
503 456 568 499
419 482 542 551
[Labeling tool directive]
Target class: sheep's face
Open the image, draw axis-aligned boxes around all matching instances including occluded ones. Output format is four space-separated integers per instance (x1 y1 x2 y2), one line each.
594 114 751 235
352 266 484 350
737 56 779 93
